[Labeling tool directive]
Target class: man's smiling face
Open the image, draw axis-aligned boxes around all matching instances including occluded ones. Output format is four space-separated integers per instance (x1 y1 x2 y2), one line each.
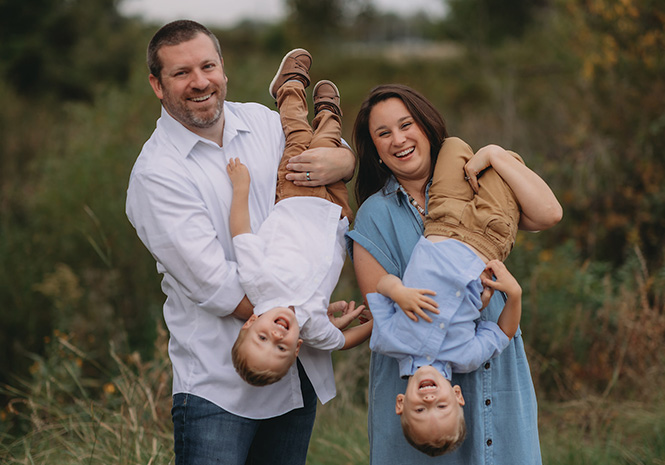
149 32 228 135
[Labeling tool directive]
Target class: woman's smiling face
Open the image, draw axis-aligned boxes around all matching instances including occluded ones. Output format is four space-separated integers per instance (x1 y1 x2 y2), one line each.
368 97 432 186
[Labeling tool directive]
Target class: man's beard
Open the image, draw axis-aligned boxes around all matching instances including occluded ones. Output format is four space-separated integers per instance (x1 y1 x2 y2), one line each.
161 87 224 129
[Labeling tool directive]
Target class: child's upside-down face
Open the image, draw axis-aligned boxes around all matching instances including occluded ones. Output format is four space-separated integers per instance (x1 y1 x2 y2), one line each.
396 365 466 444
241 306 302 373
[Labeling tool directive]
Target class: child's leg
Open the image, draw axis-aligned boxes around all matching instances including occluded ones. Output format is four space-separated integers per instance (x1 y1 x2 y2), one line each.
425 137 523 261
309 81 353 220
275 81 321 202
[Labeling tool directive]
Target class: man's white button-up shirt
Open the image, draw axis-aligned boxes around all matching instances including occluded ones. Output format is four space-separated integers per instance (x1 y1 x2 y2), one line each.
126 102 336 419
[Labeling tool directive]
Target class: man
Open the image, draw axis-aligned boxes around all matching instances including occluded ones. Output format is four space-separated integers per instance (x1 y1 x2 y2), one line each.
126 20 356 465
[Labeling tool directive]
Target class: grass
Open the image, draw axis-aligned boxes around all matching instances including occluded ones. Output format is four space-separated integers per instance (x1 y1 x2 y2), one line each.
309 402 369 465
539 397 665 465
2 328 665 465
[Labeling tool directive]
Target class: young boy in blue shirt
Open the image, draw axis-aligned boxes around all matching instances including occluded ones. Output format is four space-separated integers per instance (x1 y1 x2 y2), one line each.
367 137 525 456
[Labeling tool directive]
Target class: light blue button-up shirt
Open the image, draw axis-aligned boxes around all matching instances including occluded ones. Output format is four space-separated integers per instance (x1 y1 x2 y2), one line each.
367 237 509 380
347 177 542 465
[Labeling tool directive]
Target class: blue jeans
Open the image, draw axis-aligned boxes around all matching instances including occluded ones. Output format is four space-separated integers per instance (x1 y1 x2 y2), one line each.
172 360 317 465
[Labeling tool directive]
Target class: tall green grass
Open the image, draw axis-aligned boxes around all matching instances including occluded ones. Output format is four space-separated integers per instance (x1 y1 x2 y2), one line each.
2 316 665 464
1 326 173 464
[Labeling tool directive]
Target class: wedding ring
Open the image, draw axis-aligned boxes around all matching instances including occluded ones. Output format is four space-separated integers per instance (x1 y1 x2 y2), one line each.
306 171 311 181
464 176 470 181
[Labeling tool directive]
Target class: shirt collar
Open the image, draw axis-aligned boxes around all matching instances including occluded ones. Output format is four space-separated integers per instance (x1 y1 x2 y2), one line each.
384 176 432 212
157 103 251 158
384 176 406 208
399 356 452 380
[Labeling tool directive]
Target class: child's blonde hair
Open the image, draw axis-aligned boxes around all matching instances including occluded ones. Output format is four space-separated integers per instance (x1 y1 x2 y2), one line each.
401 408 467 457
231 327 292 386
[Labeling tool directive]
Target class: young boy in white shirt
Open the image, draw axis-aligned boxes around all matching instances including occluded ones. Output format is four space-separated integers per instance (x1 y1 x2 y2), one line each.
227 49 371 386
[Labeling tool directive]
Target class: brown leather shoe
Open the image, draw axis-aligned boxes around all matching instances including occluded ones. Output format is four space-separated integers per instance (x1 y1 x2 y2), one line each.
268 48 312 99
313 80 342 117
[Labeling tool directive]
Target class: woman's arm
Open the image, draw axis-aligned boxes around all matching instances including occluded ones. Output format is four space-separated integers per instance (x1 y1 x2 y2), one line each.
464 145 563 231
353 241 389 303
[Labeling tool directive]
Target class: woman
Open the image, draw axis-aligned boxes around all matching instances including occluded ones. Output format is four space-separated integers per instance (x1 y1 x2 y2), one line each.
347 84 562 464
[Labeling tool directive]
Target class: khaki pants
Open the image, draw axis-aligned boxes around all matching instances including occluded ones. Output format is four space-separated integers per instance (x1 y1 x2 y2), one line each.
425 137 524 262
275 82 352 220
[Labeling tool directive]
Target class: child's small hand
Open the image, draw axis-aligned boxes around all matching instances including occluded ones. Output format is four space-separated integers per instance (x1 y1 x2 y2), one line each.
478 268 495 310
226 157 250 189
394 287 439 323
328 300 366 330
481 260 521 299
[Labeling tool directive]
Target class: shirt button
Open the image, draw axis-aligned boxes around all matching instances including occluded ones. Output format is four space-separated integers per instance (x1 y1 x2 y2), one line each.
487 439 493 446
485 399 491 406
439 323 445 329
456 290 461 298
484 362 491 370
426 356 432 361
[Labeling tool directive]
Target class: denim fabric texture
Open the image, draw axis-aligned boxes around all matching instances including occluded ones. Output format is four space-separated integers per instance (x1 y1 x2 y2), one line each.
347 177 542 464
172 360 317 465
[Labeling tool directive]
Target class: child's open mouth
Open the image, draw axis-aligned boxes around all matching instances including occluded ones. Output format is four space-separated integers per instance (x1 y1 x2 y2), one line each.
418 379 437 391
275 317 289 330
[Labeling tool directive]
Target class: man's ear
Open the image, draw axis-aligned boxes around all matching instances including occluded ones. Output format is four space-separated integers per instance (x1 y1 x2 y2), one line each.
395 394 405 415
221 57 228 86
148 74 164 100
241 313 259 329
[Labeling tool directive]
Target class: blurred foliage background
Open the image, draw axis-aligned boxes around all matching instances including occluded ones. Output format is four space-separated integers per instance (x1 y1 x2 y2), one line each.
1 0 665 463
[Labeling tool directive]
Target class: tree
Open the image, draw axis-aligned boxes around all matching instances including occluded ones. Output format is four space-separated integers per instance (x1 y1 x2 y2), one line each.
442 0 549 45
558 0 665 269
285 0 345 43
0 0 142 100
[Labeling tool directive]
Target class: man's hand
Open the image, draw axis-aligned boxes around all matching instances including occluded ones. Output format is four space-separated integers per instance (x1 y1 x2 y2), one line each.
328 300 366 330
285 146 355 186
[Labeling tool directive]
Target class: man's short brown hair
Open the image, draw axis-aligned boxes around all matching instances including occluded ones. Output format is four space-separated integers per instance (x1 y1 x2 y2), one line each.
147 20 222 80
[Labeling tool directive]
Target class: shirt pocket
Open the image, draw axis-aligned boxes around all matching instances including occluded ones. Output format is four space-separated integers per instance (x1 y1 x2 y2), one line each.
483 215 516 252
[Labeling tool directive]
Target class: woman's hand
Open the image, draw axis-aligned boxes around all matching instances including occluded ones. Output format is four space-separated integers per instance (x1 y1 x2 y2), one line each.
463 144 501 193
285 146 355 186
